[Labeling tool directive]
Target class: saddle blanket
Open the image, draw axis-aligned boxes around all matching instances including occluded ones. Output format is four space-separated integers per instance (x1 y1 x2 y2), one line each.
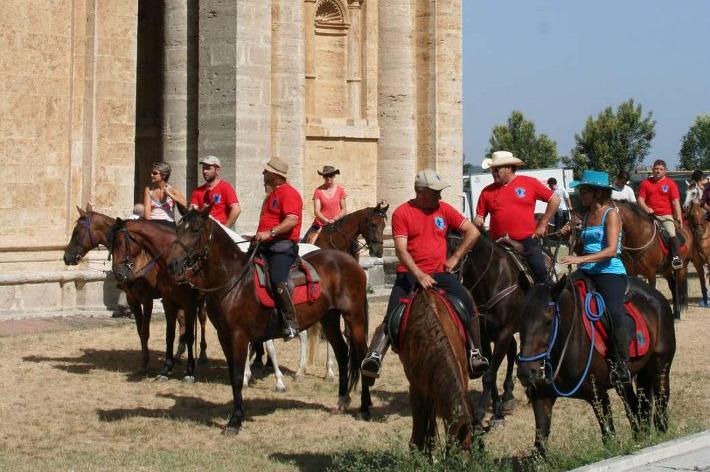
387 289 466 353
573 278 650 359
253 258 321 308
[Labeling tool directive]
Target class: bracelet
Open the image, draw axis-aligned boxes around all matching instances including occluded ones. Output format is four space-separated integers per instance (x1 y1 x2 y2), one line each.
270 228 277 238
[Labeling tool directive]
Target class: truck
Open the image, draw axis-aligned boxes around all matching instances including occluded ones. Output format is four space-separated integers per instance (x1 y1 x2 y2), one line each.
461 168 574 222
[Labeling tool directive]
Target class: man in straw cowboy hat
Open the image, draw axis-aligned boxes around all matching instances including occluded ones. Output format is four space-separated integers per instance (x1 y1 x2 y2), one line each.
474 151 560 285
254 157 304 340
361 169 490 383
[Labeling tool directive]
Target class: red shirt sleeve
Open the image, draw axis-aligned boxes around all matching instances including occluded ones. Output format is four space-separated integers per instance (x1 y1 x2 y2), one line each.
639 180 649 199
442 202 466 230
532 178 554 202
312 188 320 201
222 182 238 206
475 190 488 218
338 186 346 199
391 206 408 238
669 180 680 200
281 187 302 218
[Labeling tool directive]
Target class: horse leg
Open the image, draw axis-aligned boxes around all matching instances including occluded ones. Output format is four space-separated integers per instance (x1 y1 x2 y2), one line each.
341 302 372 420
182 305 197 383
502 337 517 411
294 330 308 381
325 342 335 383
156 300 178 381
251 342 265 369
635 369 654 432
613 376 641 437
243 344 252 387
126 293 148 374
264 339 287 392
530 394 557 456
654 364 671 432
321 313 352 413
409 387 429 452
198 302 208 365
175 308 186 362
591 389 616 445
491 334 516 424
224 330 250 434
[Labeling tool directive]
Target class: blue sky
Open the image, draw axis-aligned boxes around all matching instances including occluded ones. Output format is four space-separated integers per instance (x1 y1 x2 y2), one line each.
463 1 710 169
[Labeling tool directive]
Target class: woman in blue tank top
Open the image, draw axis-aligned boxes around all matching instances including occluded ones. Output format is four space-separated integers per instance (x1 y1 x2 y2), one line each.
561 170 633 384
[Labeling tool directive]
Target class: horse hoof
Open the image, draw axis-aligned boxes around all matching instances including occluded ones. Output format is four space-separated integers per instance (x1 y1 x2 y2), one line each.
222 425 240 436
357 411 371 422
275 384 287 393
154 375 169 382
198 356 208 366
502 398 517 412
183 376 196 384
293 372 304 382
325 373 335 383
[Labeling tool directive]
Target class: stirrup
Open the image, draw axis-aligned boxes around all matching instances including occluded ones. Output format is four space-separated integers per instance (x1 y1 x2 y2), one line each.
609 361 631 385
468 349 489 379
671 256 683 270
360 352 383 379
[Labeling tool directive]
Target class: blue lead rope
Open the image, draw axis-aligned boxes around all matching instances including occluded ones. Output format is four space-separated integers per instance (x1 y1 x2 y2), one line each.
518 291 605 397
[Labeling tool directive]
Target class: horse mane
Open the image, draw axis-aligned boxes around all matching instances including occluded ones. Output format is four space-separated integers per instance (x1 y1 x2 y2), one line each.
615 200 654 223
523 283 553 316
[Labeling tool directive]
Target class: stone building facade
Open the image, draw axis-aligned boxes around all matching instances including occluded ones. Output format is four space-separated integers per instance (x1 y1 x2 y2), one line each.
0 0 463 317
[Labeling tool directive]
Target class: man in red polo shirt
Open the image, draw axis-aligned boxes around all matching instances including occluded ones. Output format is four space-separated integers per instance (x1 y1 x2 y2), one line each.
189 155 241 227
638 159 683 269
254 157 303 340
473 151 560 285
360 169 489 383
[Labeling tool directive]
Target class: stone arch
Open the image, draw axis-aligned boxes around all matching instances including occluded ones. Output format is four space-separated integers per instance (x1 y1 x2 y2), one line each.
315 0 348 28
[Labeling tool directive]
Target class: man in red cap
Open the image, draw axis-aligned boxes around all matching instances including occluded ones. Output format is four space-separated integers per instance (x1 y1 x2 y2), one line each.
254 157 303 340
360 169 489 383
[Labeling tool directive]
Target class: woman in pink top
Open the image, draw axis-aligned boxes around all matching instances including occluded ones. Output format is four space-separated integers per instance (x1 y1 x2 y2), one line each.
304 165 347 243
143 162 187 225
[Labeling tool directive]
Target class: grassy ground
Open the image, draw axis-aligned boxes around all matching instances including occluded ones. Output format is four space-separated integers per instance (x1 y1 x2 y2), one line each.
0 278 708 471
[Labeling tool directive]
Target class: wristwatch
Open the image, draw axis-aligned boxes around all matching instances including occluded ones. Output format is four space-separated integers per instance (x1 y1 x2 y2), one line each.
269 228 277 238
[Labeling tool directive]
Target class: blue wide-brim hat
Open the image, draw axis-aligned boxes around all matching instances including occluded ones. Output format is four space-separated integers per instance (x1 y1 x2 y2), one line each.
570 170 613 190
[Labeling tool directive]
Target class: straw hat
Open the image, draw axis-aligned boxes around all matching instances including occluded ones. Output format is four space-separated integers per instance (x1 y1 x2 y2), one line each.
481 151 524 170
264 157 288 178
317 165 340 176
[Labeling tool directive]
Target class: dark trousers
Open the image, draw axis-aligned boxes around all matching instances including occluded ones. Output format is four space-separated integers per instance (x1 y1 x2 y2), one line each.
262 240 298 288
585 272 633 359
385 272 473 322
519 237 552 285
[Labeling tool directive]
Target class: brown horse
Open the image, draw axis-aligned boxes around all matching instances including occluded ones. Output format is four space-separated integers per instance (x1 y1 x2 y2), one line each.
313 202 389 259
518 277 675 455
399 289 475 453
685 201 710 306
165 207 372 432
62 205 208 376
614 201 692 319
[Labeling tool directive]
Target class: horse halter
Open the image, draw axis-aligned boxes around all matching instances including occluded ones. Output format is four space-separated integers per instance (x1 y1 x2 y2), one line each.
78 213 97 249
172 221 214 280
517 301 560 380
111 226 160 280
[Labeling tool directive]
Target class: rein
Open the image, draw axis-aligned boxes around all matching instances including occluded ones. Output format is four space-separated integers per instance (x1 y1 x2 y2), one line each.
621 219 658 252
325 210 384 256
517 291 605 397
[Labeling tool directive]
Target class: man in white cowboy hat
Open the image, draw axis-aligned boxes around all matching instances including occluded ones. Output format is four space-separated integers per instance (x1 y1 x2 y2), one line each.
189 155 241 227
474 151 560 284
254 157 303 340
360 169 489 383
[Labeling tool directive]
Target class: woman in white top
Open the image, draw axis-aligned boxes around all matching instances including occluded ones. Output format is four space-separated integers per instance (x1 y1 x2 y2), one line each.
611 170 636 203
143 162 187 224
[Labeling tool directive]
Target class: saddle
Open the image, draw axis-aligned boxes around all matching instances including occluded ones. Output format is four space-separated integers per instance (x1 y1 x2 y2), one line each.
653 218 687 258
386 289 468 353
253 257 321 308
568 272 649 359
496 235 553 286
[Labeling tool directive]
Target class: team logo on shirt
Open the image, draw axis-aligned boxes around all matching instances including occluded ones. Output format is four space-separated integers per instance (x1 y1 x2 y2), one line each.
661 185 668 193
515 187 526 198
213 194 221 204
271 198 279 209
434 216 446 230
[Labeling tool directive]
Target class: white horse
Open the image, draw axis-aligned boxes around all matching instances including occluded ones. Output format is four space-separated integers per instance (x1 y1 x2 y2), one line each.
683 181 703 209
217 218 334 391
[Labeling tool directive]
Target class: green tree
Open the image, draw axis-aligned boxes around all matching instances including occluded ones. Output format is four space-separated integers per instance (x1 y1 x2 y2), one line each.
485 111 559 168
678 115 710 170
563 98 656 178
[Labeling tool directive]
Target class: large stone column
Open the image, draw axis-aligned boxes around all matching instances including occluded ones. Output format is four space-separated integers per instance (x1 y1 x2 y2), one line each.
304 0 316 117
377 0 417 209
347 0 363 122
272 0 306 193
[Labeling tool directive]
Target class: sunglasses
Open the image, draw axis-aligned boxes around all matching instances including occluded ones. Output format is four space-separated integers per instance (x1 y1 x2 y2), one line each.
151 171 161 176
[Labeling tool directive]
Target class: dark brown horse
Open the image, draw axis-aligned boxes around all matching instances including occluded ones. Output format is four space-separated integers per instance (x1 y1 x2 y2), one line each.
615 201 692 319
399 289 475 453
165 207 372 432
517 277 675 454
62 205 207 377
313 202 389 259
685 201 710 306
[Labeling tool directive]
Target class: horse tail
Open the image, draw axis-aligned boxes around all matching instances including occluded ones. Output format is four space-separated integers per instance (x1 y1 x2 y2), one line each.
307 324 321 366
346 295 368 394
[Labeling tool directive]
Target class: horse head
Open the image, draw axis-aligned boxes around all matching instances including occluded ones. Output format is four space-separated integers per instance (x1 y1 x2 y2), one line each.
63 203 112 265
361 201 389 257
683 181 702 210
167 206 214 285
686 200 707 242
109 218 145 287
517 276 568 389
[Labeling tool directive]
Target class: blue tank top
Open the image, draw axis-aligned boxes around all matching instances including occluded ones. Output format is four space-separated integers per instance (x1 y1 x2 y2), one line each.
579 207 626 275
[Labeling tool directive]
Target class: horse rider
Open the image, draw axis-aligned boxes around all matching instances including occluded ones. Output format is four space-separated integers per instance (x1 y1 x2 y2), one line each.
473 151 560 285
254 157 303 341
360 169 490 382
611 170 637 203
189 155 241 228
144 162 187 225
303 165 347 244
547 177 572 232
638 159 684 270
561 170 632 384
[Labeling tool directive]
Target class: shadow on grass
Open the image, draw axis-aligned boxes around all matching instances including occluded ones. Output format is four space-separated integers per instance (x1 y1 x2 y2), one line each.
96 392 334 428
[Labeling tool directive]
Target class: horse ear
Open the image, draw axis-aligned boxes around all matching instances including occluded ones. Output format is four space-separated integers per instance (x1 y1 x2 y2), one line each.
86 202 93 213
77 206 86 218
551 275 567 301
376 200 390 214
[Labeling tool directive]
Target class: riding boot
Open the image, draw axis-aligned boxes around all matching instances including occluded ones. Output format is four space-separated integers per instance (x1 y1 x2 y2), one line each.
465 316 489 379
609 326 631 385
670 237 683 270
274 282 299 341
360 324 390 382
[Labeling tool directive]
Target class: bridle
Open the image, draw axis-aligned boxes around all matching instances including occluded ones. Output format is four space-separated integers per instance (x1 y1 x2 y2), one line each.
325 209 386 256
111 226 160 279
